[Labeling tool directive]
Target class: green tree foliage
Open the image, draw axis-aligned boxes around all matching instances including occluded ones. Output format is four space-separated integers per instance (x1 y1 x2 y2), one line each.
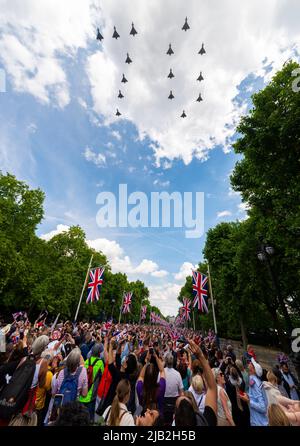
230 61 300 320
177 62 300 348
0 173 152 322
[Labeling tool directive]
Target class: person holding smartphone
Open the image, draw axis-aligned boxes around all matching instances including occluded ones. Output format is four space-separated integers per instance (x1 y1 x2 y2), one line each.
174 339 217 426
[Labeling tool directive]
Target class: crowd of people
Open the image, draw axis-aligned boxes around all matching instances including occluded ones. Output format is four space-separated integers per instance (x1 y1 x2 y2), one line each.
0 316 299 427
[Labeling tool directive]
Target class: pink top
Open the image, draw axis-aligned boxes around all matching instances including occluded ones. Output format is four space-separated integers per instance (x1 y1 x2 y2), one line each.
53 366 88 397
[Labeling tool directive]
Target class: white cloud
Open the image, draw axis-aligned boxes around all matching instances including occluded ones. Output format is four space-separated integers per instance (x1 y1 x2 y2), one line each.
85 0 300 165
111 130 121 141
174 261 197 281
0 0 98 107
153 179 170 187
228 187 241 198
83 147 106 167
217 210 232 218
40 224 70 241
148 283 182 316
1 1 300 162
87 237 167 278
238 202 250 213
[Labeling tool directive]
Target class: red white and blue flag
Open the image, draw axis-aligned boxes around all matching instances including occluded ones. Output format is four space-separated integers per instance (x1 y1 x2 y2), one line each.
192 270 209 314
141 305 147 320
86 267 105 304
182 298 191 321
104 319 113 331
122 292 133 313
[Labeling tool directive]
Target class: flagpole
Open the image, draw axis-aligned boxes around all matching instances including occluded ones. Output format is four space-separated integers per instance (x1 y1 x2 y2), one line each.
207 263 217 335
118 292 124 324
74 254 93 323
192 308 196 331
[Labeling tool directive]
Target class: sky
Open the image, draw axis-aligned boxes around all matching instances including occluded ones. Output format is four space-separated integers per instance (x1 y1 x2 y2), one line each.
0 0 300 316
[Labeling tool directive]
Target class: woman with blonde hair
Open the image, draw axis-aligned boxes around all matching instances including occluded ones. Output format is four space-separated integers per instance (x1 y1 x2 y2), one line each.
213 368 235 426
102 379 135 426
188 374 206 413
264 371 300 426
268 404 291 426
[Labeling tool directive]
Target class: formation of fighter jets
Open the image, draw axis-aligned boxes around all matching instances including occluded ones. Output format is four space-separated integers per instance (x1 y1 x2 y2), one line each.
96 18 206 118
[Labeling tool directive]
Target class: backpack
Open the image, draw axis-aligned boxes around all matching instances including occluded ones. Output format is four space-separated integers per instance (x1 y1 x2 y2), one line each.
0 356 36 420
59 367 82 405
87 358 100 391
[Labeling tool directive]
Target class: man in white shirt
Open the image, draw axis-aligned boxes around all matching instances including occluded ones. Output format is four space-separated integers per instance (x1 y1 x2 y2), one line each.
163 352 184 425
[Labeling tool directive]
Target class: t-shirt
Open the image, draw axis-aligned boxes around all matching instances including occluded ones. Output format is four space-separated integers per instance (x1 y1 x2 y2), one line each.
182 368 192 391
164 367 184 398
103 402 135 426
53 366 88 398
136 377 166 414
35 369 53 410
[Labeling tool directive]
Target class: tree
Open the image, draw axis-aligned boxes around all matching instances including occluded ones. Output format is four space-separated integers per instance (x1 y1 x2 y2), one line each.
230 61 300 332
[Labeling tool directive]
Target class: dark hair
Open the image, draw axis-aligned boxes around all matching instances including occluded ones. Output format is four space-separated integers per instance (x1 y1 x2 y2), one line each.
126 353 138 376
175 399 196 426
191 359 203 376
178 362 188 380
142 363 159 411
54 402 90 426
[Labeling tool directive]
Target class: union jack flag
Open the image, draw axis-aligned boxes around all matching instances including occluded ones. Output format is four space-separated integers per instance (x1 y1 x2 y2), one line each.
182 298 191 321
104 319 113 331
170 331 180 342
86 267 105 304
141 305 147 320
122 292 133 313
192 270 209 313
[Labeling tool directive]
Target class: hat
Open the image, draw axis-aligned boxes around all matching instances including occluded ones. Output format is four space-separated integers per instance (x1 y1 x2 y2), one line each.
250 357 263 378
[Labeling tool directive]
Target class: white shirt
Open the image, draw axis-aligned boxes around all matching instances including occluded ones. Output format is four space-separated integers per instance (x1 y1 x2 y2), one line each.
164 367 184 398
188 385 206 413
103 403 135 426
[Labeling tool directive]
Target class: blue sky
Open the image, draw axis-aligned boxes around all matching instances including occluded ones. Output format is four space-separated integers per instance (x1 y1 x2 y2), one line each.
0 0 299 315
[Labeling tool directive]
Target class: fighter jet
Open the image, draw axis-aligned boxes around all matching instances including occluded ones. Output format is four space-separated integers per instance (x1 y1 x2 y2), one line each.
125 53 132 64
130 22 138 36
118 90 124 99
116 109 121 116
96 28 103 41
166 44 174 55
182 17 190 31
112 26 120 39
199 43 206 55
181 110 187 118
196 93 203 102
121 74 128 83
168 90 174 99
168 69 174 79
197 71 204 82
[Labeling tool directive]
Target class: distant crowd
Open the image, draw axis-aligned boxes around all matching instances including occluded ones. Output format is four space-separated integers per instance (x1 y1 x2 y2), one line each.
0 316 299 426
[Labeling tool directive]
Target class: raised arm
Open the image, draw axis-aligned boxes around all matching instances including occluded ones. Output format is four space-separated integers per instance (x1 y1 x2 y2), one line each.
188 339 217 416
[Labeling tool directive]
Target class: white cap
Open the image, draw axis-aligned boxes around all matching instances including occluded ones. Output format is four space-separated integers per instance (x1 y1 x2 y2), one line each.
251 357 263 378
